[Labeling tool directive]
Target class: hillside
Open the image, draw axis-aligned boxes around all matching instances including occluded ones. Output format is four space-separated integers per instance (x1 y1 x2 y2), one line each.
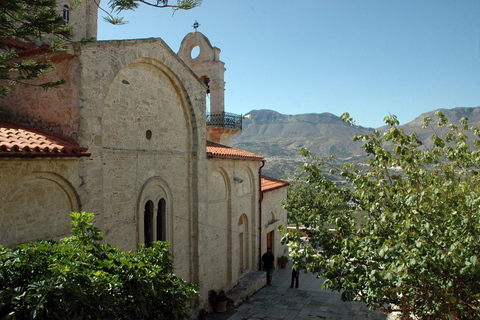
230 107 480 180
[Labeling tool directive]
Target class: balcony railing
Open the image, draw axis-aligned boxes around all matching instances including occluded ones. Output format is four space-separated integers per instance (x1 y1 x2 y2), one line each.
206 112 242 130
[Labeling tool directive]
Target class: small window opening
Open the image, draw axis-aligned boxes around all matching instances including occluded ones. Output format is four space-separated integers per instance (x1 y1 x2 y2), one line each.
63 4 70 23
146 130 152 140
191 45 200 59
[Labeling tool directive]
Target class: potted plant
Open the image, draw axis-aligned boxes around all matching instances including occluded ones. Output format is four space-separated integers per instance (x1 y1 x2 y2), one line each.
208 290 228 313
279 255 288 269
214 290 228 313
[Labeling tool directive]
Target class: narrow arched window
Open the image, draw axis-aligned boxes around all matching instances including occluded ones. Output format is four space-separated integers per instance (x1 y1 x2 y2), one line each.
156 198 166 241
144 200 154 247
63 4 70 23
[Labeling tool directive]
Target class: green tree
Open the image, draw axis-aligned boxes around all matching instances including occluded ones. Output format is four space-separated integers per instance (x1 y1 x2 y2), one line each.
0 0 201 95
0 0 73 95
103 0 202 24
281 112 480 319
0 212 198 319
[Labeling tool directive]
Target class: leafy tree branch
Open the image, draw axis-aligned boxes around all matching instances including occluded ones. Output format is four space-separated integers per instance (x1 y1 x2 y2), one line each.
1 0 202 94
0 0 73 95
282 112 480 319
103 0 202 24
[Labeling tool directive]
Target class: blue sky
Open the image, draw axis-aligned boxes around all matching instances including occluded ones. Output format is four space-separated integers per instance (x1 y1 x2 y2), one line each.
97 0 480 128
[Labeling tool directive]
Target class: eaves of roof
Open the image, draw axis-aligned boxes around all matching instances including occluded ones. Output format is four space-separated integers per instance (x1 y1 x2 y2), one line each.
206 141 264 161
1 39 51 57
0 120 90 158
261 175 290 193
0 39 72 61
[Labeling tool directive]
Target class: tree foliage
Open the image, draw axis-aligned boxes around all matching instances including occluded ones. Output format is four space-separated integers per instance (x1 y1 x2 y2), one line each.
281 112 480 319
0 212 198 320
0 0 202 94
0 0 73 95
103 0 202 24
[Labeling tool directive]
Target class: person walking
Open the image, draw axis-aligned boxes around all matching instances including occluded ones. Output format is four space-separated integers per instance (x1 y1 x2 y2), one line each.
290 266 299 288
261 248 274 285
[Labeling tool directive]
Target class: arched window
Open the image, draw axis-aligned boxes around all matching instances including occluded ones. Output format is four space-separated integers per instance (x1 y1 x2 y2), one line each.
138 181 170 248
156 198 166 241
144 200 154 247
63 4 70 23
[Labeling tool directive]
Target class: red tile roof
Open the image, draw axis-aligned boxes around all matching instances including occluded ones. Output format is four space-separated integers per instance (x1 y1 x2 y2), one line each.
207 141 264 161
0 39 51 57
0 120 89 158
261 175 290 193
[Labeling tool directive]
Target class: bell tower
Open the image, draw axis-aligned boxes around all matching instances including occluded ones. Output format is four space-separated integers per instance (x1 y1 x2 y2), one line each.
178 30 242 145
178 31 225 114
58 0 99 41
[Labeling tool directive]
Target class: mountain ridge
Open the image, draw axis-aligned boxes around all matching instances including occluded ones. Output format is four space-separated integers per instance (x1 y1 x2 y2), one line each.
230 106 480 180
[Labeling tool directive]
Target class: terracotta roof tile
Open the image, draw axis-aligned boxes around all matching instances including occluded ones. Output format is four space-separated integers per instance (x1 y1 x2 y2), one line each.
261 175 290 193
0 39 51 57
0 120 89 158
207 141 264 161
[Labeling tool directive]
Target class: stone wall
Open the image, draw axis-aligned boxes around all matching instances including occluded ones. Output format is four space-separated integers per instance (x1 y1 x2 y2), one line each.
0 37 208 284
0 54 81 140
75 38 208 283
0 159 83 247
261 186 289 267
203 158 260 300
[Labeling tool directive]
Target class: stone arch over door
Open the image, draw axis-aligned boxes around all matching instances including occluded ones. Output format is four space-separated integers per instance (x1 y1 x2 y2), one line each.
1 172 80 247
137 177 173 249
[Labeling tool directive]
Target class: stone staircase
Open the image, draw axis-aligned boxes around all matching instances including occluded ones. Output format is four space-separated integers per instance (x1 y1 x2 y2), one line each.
226 270 266 307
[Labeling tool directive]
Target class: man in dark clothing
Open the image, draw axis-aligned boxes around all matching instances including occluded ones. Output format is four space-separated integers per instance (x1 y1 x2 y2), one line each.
290 266 299 288
261 248 274 285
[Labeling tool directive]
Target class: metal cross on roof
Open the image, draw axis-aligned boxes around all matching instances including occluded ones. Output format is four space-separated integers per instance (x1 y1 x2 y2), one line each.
193 20 200 31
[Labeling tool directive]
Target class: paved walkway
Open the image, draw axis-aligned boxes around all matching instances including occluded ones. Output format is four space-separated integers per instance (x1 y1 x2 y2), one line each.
208 261 393 320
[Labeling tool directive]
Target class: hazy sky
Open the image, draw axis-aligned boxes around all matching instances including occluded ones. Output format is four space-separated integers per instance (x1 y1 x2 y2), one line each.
97 0 480 128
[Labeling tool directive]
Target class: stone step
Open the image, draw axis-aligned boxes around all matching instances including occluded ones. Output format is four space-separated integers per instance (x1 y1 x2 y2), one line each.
226 270 266 307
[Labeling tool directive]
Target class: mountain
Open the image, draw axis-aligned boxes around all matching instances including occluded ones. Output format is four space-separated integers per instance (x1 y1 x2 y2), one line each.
230 106 480 180
230 109 374 180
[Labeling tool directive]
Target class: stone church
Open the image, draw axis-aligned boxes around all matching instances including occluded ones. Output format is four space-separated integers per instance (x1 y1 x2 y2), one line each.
0 0 289 309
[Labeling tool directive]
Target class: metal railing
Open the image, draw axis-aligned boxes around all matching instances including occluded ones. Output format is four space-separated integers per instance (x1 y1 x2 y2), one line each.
206 112 242 130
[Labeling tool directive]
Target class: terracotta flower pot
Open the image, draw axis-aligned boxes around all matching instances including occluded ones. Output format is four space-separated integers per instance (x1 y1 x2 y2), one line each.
215 300 228 313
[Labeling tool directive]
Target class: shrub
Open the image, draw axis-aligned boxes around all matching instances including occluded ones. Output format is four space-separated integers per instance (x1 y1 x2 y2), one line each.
0 212 198 319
